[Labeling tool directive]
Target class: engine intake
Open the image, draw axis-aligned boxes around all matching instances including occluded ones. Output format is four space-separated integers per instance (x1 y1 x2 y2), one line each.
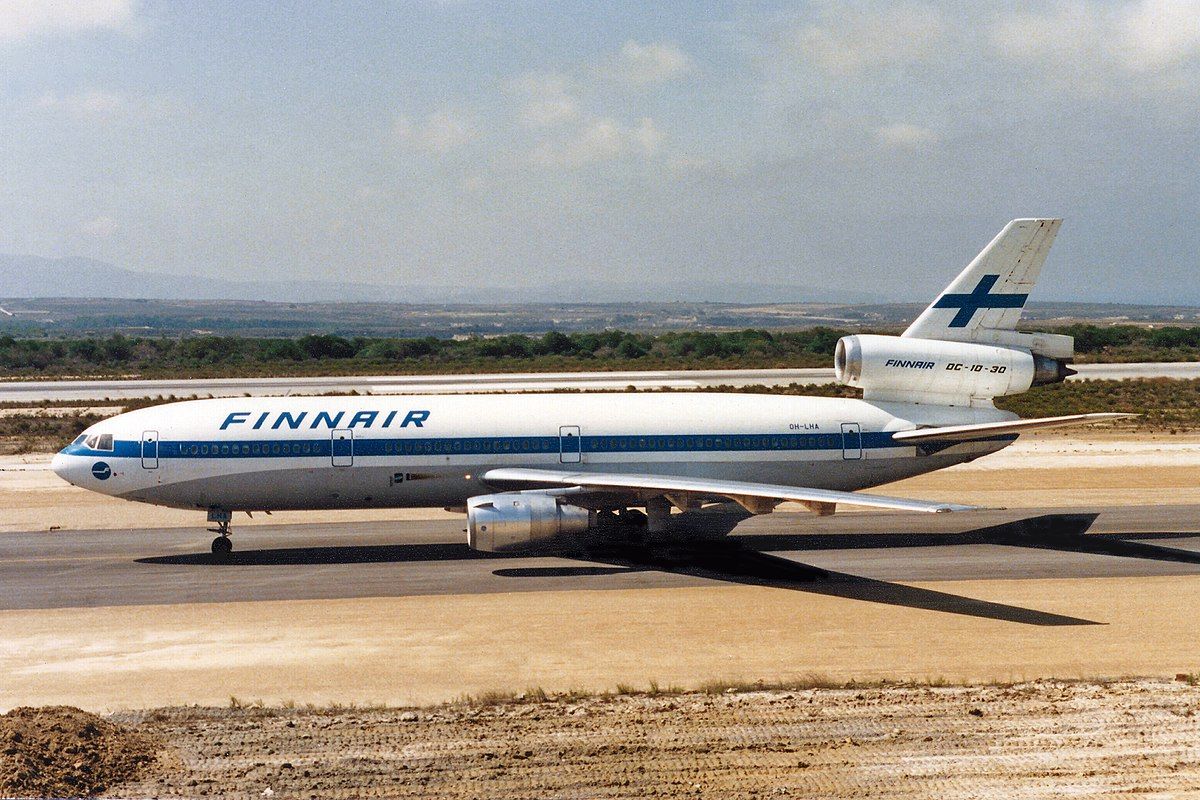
835 334 1072 405
467 493 593 552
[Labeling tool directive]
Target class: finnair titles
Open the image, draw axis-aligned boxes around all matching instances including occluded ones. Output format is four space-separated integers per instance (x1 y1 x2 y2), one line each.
53 219 1129 556
219 409 431 431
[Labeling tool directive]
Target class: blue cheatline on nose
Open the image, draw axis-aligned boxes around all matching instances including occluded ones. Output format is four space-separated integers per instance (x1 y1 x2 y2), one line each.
91 461 112 480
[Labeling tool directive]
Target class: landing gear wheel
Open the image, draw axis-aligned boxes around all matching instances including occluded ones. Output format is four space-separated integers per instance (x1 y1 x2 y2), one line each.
211 535 232 555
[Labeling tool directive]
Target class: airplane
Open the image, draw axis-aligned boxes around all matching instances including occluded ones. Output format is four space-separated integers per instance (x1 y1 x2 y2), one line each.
52 219 1129 556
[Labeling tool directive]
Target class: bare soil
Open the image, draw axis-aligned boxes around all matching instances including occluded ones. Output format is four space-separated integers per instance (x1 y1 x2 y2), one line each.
0 706 159 798
102 679 1200 799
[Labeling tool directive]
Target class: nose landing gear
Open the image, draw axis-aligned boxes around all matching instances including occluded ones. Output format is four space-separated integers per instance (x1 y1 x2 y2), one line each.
206 508 233 555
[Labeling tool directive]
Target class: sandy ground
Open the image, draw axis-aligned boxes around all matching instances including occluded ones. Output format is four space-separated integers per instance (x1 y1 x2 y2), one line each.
4 576 1200 712
106 679 1200 799
0 406 122 418
5 433 1200 532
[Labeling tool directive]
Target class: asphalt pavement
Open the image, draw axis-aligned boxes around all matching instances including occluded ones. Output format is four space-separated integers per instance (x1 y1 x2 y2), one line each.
5 505 1200 625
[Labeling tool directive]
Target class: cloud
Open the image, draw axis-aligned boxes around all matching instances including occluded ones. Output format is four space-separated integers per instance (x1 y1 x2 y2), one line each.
393 110 475 154
34 89 186 122
876 122 939 149
614 40 693 85
36 89 125 116
0 0 133 40
786 4 948 76
991 0 1200 74
506 72 579 128
1118 0 1200 70
80 215 118 238
530 117 664 168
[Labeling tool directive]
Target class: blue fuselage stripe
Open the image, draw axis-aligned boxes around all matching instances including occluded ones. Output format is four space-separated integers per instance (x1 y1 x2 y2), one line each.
64 430 942 460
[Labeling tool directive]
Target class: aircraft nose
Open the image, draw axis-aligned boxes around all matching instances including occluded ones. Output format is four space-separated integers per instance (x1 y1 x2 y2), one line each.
51 451 81 485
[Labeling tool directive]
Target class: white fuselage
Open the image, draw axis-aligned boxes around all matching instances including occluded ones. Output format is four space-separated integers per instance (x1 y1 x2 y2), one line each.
51 393 1016 514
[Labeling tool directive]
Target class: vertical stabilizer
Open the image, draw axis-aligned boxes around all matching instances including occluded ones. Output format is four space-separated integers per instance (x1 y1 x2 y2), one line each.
903 218 1062 342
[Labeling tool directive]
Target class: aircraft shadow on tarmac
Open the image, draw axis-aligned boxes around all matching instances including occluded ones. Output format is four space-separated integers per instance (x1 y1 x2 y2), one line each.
739 513 1200 565
138 541 505 567
137 512 1200 627
511 512 1200 627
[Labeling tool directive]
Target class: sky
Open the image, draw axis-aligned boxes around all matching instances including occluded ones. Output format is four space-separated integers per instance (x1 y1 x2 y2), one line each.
0 0 1198 303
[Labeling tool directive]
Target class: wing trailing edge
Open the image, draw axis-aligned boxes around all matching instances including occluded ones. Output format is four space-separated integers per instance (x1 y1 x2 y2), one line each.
482 467 977 515
891 412 1135 444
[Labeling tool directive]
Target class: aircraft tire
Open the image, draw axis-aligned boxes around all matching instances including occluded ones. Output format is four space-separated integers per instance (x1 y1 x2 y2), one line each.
211 536 232 555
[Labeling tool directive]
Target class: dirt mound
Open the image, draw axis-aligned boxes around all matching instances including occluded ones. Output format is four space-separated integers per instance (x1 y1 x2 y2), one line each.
0 706 159 798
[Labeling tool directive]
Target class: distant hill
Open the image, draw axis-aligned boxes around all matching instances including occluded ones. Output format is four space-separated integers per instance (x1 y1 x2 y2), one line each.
0 254 888 305
0 254 421 303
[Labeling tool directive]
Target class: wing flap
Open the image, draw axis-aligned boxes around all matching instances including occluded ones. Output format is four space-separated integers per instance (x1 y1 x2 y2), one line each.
891 413 1134 444
482 467 976 514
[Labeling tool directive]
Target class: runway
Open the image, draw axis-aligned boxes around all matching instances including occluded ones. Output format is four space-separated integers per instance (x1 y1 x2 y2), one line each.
6 505 1200 623
2 361 1197 402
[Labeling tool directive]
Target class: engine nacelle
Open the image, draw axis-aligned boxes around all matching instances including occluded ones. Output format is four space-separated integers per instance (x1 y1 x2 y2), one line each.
834 334 1072 405
467 493 593 552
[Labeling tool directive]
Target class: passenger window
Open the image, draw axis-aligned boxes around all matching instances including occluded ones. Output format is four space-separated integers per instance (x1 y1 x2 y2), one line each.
97 434 114 451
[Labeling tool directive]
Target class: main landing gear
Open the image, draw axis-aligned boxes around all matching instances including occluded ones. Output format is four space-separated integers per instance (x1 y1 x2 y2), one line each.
207 508 233 555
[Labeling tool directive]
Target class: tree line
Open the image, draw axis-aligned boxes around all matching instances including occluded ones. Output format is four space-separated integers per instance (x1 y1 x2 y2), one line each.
1 324 1198 378
0 329 843 376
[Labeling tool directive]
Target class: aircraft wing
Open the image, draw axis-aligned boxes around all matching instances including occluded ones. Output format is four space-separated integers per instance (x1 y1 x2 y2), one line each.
890 413 1134 444
482 467 977 515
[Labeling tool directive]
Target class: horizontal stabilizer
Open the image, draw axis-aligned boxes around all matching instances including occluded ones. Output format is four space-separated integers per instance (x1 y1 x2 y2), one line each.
891 413 1135 444
483 467 977 514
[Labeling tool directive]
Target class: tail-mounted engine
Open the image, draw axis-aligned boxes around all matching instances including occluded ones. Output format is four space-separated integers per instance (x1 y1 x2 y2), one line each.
467 493 593 552
834 334 1074 406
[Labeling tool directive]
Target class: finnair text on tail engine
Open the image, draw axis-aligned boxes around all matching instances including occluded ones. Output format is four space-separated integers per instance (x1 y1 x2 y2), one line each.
883 360 935 370
52 219 1131 556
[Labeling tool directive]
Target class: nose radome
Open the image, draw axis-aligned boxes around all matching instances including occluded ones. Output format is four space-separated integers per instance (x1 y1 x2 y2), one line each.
51 452 78 485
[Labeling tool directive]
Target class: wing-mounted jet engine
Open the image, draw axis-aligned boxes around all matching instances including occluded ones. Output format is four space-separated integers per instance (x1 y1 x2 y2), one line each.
467 493 593 552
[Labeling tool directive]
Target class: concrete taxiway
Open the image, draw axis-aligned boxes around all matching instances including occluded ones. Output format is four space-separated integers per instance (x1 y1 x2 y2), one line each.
2 361 1198 402
4 506 1200 615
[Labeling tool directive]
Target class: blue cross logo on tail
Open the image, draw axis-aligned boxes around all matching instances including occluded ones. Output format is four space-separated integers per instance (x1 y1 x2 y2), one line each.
931 274 1028 328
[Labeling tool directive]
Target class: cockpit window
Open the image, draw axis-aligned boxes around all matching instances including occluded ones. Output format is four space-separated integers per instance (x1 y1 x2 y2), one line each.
73 434 87 446
83 433 114 451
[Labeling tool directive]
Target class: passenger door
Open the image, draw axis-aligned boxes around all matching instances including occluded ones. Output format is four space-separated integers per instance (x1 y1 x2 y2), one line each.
331 428 354 467
141 430 159 469
559 425 581 464
840 422 862 460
